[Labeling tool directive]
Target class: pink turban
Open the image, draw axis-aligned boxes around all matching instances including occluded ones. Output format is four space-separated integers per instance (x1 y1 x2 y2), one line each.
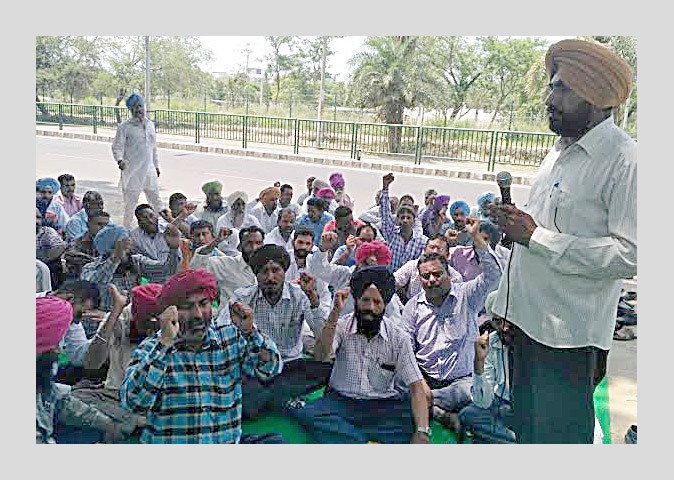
317 187 336 201
160 269 219 308
355 240 392 267
36 296 74 355
329 173 345 190
131 283 163 322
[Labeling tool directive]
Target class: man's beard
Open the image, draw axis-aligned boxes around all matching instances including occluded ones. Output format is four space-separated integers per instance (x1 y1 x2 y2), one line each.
294 248 309 259
354 304 385 338
548 103 593 138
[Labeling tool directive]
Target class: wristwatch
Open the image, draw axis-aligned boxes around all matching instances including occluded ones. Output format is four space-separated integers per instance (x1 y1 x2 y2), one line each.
416 426 432 436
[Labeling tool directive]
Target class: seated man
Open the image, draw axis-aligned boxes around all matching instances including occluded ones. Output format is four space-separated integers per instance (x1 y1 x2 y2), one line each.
54 173 83 217
307 232 405 323
250 186 282 234
331 223 376 267
446 200 473 247
36 207 68 289
119 269 283 443
36 296 121 444
190 226 264 306
232 245 332 419
65 191 106 242
179 220 228 271
195 180 229 229
264 207 297 254
322 206 365 248
71 283 170 441
394 236 463 305
296 176 316 207
159 192 199 237
296 198 334 247
289 266 431 444
458 291 516 444
401 218 501 429
421 194 453 239
36 177 70 234
81 223 181 311
278 183 303 218
216 191 261 232
380 174 428 271
64 211 110 280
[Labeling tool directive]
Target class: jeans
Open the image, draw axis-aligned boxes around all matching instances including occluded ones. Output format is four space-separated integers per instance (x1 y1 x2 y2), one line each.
458 398 516 444
287 389 414 444
242 359 332 420
431 375 473 412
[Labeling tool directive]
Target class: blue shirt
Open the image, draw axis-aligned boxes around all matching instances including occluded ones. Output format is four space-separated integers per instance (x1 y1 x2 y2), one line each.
296 212 334 247
401 246 502 382
379 188 428 271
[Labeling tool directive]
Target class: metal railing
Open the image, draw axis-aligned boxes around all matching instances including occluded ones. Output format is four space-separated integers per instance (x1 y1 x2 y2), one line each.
36 102 559 171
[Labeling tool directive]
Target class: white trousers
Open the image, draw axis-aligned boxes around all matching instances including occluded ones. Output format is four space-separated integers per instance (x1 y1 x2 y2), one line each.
122 186 162 228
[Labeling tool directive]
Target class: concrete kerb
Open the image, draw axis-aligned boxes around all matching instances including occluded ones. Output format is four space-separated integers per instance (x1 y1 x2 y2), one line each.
36 128 534 185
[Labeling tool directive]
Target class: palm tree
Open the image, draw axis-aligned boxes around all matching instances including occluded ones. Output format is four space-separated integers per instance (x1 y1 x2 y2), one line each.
348 36 433 153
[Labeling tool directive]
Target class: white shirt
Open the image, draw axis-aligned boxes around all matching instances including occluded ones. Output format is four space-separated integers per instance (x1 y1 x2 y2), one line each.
491 117 637 350
249 203 280 234
190 247 257 306
111 117 159 193
264 227 295 254
215 211 261 233
278 201 303 219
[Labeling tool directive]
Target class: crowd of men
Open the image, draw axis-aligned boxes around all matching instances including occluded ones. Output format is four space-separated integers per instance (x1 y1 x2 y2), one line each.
36 38 636 444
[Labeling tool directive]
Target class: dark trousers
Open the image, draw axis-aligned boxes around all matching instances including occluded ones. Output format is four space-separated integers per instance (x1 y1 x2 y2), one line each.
241 359 332 420
287 389 414 444
512 325 607 444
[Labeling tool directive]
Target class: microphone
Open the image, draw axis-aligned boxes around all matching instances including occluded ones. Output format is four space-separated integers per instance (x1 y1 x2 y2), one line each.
496 171 513 205
495 171 513 249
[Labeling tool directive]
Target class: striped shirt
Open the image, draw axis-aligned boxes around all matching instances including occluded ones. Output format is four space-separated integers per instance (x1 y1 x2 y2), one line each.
491 117 637 350
401 246 502 382
379 188 428 271
119 325 281 444
329 313 422 400
232 282 326 362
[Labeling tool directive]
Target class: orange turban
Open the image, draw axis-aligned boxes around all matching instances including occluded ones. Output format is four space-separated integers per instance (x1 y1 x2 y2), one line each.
259 186 281 202
545 39 633 108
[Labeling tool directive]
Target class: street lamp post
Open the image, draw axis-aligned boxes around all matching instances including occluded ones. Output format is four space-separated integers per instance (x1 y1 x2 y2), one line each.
145 36 151 118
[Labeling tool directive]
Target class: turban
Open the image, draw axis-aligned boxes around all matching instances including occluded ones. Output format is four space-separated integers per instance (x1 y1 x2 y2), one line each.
36 296 74 355
160 269 219 308
248 244 291 275
126 93 145 109
484 290 498 318
131 283 163 322
545 39 633 108
316 187 336 201
449 200 470 216
355 240 392 267
36 178 60 194
476 192 496 210
93 224 129 257
202 180 223 196
259 186 281 202
329 173 345 189
312 179 330 192
350 265 396 304
433 195 451 212
227 190 248 206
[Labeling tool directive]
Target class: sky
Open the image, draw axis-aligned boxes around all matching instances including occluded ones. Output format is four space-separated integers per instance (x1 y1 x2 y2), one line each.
197 36 576 81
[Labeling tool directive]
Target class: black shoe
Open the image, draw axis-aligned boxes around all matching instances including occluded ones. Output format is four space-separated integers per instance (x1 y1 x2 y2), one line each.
619 312 637 326
625 425 637 444
621 291 637 302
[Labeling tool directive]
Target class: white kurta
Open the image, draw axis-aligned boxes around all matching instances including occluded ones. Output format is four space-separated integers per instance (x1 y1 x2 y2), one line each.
112 117 159 194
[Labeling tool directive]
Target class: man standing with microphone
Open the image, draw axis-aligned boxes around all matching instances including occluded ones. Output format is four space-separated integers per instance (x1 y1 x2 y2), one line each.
489 39 636 443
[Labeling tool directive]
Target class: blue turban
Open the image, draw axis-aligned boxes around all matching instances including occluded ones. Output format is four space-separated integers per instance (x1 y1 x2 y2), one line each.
126 93 145 109
476 192 496 210
94 224 129 257
450 200 470 216
36 178 60 194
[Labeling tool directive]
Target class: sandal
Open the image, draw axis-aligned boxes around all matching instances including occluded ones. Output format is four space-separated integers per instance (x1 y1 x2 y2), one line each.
613 326 636 341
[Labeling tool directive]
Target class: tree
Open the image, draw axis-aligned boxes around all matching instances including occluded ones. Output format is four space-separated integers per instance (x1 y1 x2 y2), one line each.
265 36 297 105
347 36 435 152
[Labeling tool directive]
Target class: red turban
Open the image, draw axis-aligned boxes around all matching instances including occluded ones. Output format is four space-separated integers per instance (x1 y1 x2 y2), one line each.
36 296 74 355
160 269 219 308
131 283 163 322
355 240 392 267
